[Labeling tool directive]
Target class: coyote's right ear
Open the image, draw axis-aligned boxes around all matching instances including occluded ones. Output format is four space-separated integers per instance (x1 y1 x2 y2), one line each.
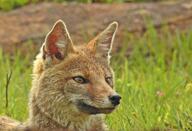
41 20 74 65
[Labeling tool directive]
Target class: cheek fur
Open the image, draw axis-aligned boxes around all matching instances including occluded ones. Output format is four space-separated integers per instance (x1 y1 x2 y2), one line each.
64 80 88 95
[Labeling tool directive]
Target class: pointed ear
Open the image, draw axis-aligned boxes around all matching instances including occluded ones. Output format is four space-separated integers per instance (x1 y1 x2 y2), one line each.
41 20 74 65
87 22 118 63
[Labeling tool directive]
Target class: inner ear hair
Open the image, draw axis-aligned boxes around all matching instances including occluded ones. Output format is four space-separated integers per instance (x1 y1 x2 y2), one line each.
42 20 75 61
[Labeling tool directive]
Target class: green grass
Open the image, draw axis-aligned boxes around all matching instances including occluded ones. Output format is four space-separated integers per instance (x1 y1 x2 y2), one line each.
0 27 192 130
0 51 31 121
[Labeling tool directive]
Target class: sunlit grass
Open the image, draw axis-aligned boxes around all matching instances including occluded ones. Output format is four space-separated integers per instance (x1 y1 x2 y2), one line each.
0 51 31 121
108 28 192 130
0 27 192 130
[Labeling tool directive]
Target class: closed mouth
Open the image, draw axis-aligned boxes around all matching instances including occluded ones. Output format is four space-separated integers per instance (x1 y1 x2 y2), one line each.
77 101 115 115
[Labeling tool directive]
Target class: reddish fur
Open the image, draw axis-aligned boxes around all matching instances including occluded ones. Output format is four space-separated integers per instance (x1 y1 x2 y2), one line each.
87 85 96 99
48 34 59 55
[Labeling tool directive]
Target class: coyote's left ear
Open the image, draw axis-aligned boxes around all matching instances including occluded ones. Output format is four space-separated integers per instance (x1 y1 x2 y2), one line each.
87 22 118 63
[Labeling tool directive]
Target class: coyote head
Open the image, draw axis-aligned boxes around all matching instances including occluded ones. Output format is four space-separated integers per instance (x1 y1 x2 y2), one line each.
32 20 121 117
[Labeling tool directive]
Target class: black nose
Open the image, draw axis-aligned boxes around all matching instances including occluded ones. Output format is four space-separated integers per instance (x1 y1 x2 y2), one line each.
109 95 121 106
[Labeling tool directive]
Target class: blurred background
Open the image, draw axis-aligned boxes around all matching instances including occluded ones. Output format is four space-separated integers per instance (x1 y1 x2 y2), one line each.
0 0 192 130
0 0 184 11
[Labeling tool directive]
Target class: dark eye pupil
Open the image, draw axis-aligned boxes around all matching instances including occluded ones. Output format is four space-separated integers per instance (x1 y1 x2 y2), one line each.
73 76 89 84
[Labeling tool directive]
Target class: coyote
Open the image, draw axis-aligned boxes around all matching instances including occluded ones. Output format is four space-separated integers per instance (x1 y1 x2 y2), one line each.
0 20 121 131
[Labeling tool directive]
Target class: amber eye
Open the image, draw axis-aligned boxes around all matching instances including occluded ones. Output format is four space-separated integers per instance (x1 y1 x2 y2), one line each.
73 76 89 84
105 77 113 87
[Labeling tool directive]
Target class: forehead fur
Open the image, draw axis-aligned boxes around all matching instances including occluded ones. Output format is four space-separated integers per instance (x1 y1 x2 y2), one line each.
53 46 112 77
